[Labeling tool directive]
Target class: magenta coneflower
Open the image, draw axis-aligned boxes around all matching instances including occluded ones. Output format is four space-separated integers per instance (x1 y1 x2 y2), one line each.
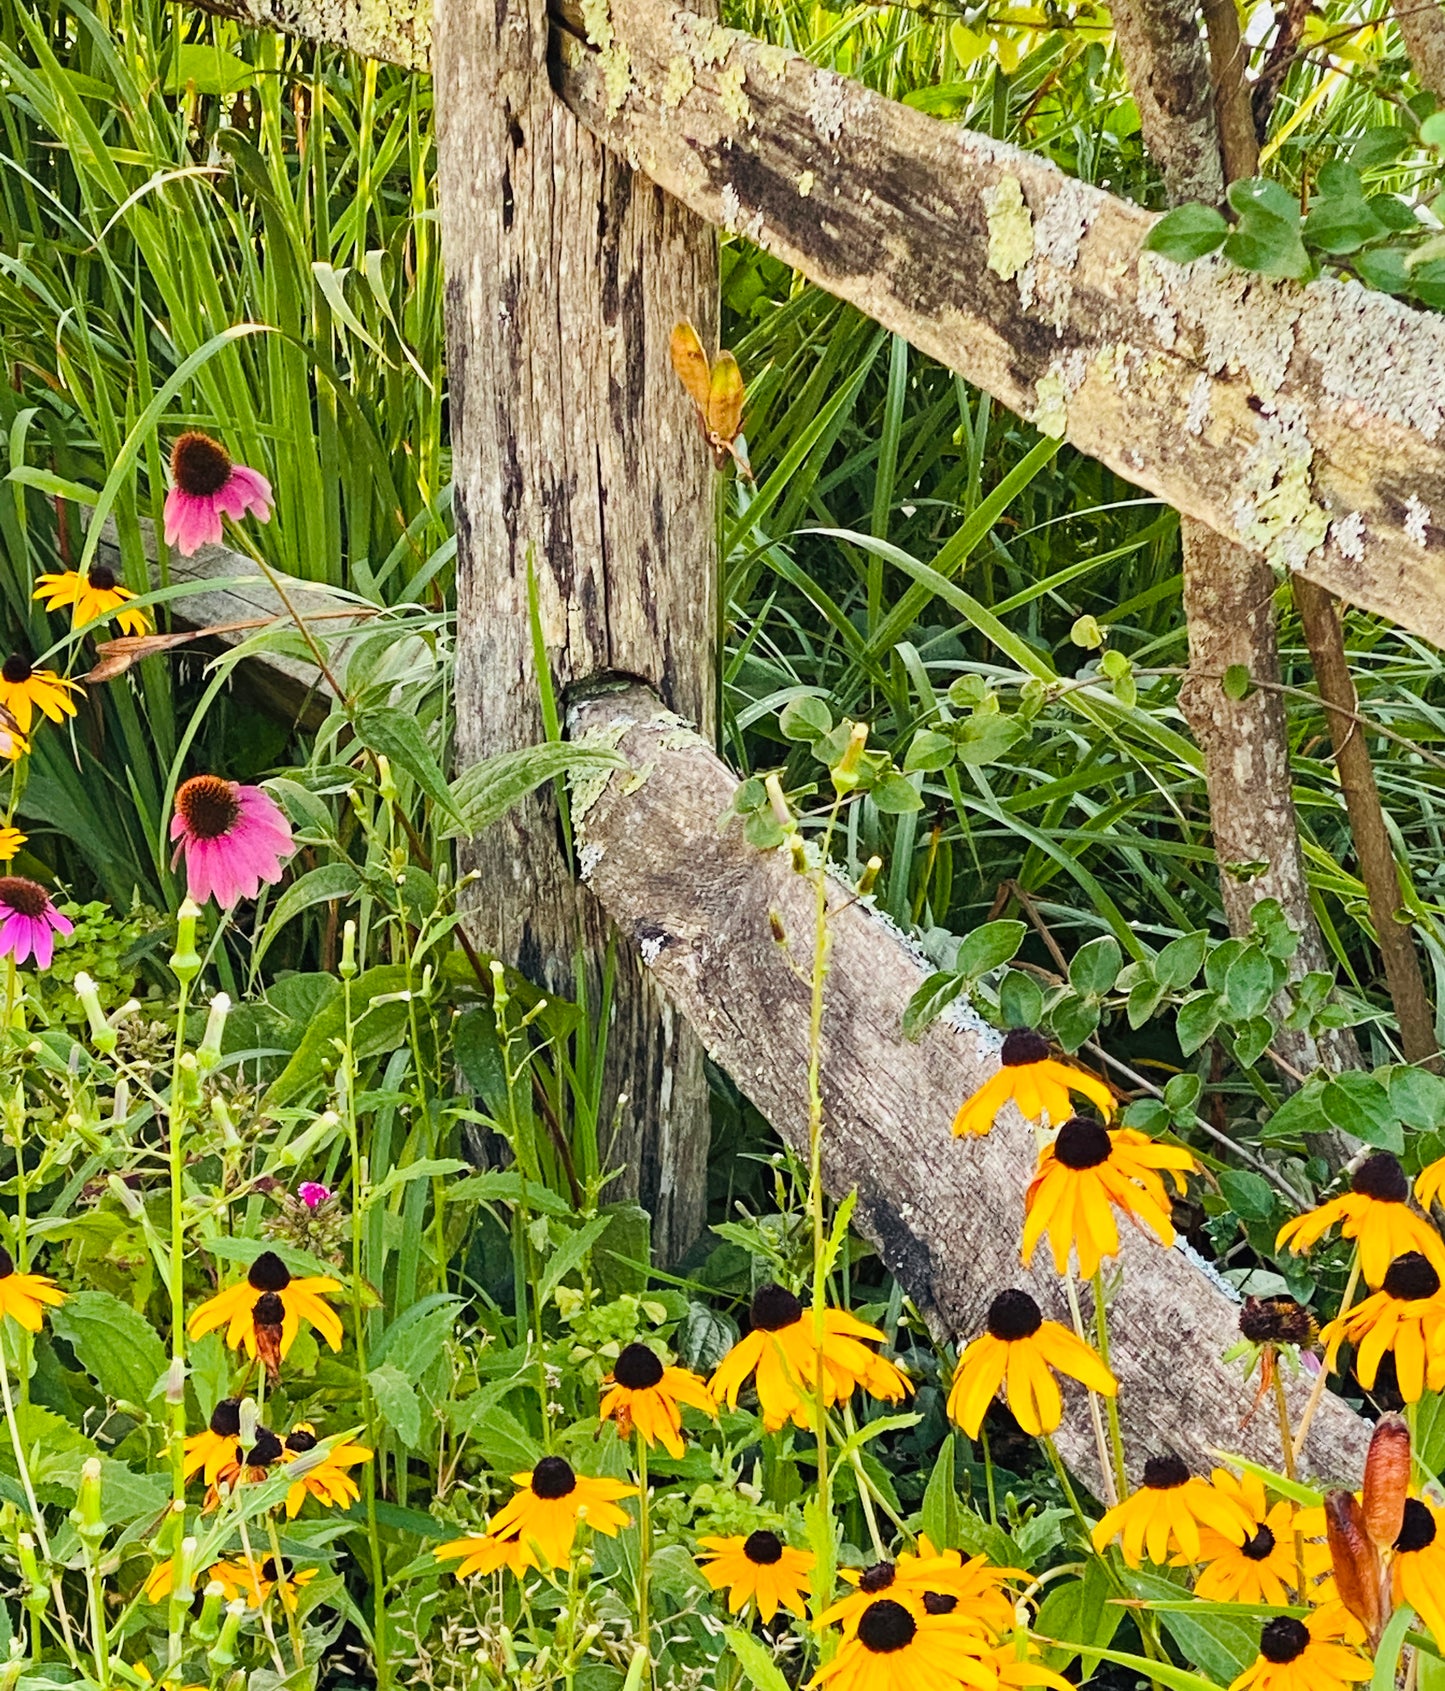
164 433 272 557
170 776 293 907
297 1182 331 1209
0 877 73 969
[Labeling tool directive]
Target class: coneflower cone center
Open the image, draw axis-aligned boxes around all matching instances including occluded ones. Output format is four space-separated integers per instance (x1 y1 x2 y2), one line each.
1 655 32 684
987 1288 1043 1342
743 1530 783 1566
751 1282 804 1331
1396 1499 1437 1553
0 878 49 918
1259 1618 1309 1664
87 565 117 591
247 1250 292 1292
1142 1453 1190 1491
1383 1251 1441 1301
531 1456 577 1500
1054 1116 1113 1170
177 775 241 841
858 1561 896 1593
857 1598 916 1653
1352 1152 1408 1203
1241 1526 1276 1562
1001 1028 1049 1066
613 1343 665 1391
210 1399 241 1437
923 1592 959 1615
171 432 233 497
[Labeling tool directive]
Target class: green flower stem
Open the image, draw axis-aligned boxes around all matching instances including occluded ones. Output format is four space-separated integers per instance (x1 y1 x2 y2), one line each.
1089 1270 1128 1505
1292 1251 1360 1465
981 1421 998 1527
1064 1272 1116 1507
635 1434 651 1682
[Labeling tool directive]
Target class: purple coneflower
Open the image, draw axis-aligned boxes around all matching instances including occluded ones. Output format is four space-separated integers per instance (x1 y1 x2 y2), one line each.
0 877 73 969
297 1183 331 1210
170 775 293 907
164 433 272 557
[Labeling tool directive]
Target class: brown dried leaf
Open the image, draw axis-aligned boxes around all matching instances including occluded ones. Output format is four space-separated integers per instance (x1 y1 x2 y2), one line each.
1324 1487 1383 1642
81 631 194 682
669 320 713 414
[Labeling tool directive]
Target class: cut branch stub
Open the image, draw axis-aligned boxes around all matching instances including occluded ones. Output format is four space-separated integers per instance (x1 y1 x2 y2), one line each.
568 682 1371 1490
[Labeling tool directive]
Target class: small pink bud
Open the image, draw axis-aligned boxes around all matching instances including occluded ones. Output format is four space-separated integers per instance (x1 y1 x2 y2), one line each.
297 1182 331 1209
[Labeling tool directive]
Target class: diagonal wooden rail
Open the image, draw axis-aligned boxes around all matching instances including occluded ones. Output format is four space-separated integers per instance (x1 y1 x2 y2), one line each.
195 0 1445 648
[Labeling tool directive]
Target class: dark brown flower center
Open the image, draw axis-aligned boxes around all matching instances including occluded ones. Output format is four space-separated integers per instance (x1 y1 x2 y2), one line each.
0 878 50 919
246 1429 283 1467
1143 1454 1190 1491
285 1427 318 1453
2 655 32 685
1259 1618 1309 1665
530 1456 577 1500
261 1556 286 1582
1054 1116 1113 1170
1241 1526 1276 1562
1396 1498 1437 1554
0 1245 14 1279
986 1289 1043 1343
247 1251 291 1293
857 1598 917 1654
210 1398 241 1437
857 1561 896 1593
1383 1252 1441 1301
171 432 233 498
751 1283 804 1332
1352 1152 1408 1203
923 1591 958 1615
251 1292 284 1326
86 565 117 592
1239 1296 1316 1347
1001 1028 1049 1067
613 1343 665 1391
176 775 241 841
743 1530 783 1566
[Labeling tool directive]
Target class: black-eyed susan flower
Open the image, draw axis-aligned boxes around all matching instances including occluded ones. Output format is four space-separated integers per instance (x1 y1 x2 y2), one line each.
825 1540 1021 1641
696 1529 815 1621
187 1249 343 1379
280 1424 372 1517
709 1283 913 1433
485 1457 635 1570
947 1289 1115 1437
182 1398 242 1488
433 1529 530 1580
164 433 273 557
0 654 80 735
985 1641 1073 1691
0 1244 65 1331
1227 1611 1370 1691
1277 1152 1445 1288
1091 1453 1254 1566
206 1427 285 1506
0 827 23 862
811 1593 1003 1691
1392 1496 1445 1643
1319 1251 1445 1402
598 1343 716 1457
34 564 150 636
1022 1117 1196 1278
952 1030 1114 1138
207 1554 316 1610
1181 1469 1308 1604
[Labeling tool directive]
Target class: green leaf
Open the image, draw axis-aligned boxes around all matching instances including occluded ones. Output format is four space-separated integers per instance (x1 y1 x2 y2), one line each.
1389 1066 1445 1130
49 1292 167 1410
904 728 954 773
1156 931 1208 990
1124 1567 1258 1683
1356 246 1412 294
1224 179 1311 279
449 1400 540 1472
444 743 628 838
538 1215 615 1308
1350 124 1410 170
1321 1072 1402 1152
920 1435 962 1551
1144 203 1229 263
903 971 966 1040
254 861 362 968
354 708 460 824
445 1170 574 1217
370 1294 464 1380
1177 991 1225 1056
1050 994 1100 1053
1259 1079 1329 1144
368 1363 422 1449
999 969 1045 1029
366 1158 470 1208
167 42 256 95
958 920 1026 979
200 1235 342 1282
951 713 1024 767
778 695 833 742
871 771 923 813
1372 1604 1416 1691
1233 1016 1275 1069
1163 1072 1203 1116
1224 945 1276 1020
1304 193 1384 255
1035 1559 1122 1674
1222 664 1251 700
264 963 413 1108
1070 935 1122 999
724 1628 791 1691
1219 1169 1275 1221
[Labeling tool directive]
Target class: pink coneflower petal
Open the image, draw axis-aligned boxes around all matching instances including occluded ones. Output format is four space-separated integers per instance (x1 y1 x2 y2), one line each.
171 776 293 907
165 434 273 557
0 879 71 971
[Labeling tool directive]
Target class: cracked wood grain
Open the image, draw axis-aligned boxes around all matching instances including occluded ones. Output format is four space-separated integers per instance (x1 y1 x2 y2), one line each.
569 683 1371 1491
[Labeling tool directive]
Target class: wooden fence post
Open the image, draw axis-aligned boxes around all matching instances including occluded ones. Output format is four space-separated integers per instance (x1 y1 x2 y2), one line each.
434 0 719 1257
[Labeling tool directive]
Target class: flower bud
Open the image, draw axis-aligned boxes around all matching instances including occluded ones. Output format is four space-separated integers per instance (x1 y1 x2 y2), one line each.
197 992 231 1071
165 1357 186 1406
1324 1487 1383 1643
192 1579 227 1645
70 1457 104 1547
831 721 869 794
73 972 117 1054
1361 1412 1411 1549
175 1051 200 1108
207 1600 247 1673
169 899 203 986
764 772 792 831
857 855 883 896
340 919 358 981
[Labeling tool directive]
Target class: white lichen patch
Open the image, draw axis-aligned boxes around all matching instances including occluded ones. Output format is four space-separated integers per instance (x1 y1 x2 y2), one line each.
807 73 848 142
1405 494 1432 548
675 14 733 70
1134 252 1179 350
983 175 1033 283
796 169 815 198
355 0 431 69
620 760 655 796
1161 253 1302 400
1016 177 1093 327
1185 373 1212 437
578 841 605 882
752 41 790 81
718 62 751 128
579 0 632 116
1330 510 1367 561
719 183 742 233
1231 401 1329 572
1299 275 1445 442
660 54 694 108
1032 373 1069 440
